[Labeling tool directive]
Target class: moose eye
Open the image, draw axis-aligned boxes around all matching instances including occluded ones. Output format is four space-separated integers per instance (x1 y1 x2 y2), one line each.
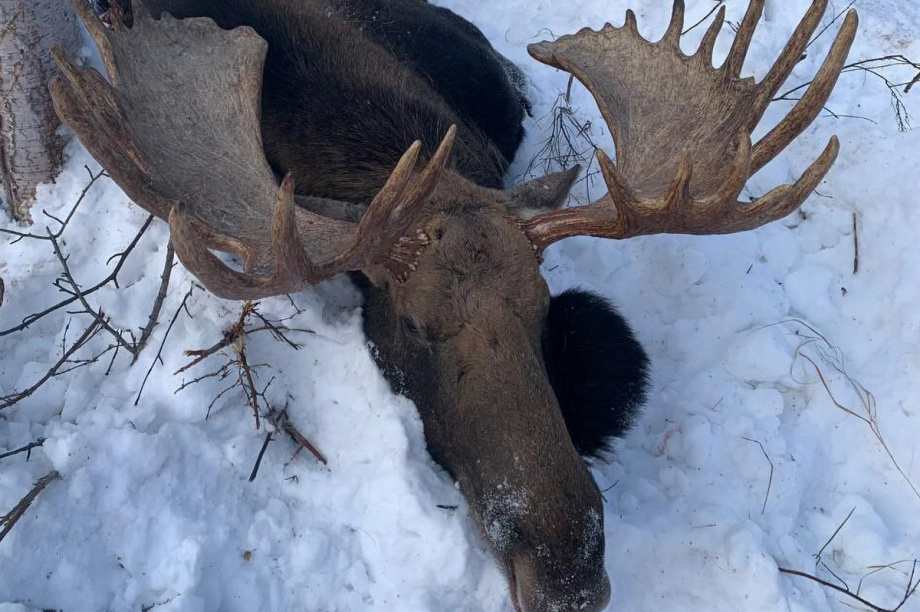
402 318 421 334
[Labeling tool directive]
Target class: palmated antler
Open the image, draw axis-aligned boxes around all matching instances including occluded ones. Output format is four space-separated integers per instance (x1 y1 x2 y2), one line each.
49 0 454 299
523 0 857 251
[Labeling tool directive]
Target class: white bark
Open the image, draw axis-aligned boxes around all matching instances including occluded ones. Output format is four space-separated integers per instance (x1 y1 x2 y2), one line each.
0 0 81 222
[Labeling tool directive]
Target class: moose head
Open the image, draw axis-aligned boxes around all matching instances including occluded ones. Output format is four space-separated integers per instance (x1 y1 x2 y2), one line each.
50 0 856 609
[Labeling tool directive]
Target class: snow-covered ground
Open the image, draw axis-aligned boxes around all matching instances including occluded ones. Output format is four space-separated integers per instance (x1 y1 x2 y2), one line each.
2 0 919 610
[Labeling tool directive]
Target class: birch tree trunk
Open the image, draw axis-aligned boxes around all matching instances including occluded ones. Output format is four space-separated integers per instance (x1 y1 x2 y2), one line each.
0 0 81 222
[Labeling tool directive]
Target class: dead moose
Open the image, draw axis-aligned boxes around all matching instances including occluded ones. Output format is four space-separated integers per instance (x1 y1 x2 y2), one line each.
50 0 856 609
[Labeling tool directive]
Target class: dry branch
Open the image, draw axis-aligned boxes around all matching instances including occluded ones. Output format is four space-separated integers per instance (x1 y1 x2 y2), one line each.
248 431 273 482
814 506 856 568
135 286 194 405
0 438 45 461
775 54 920 131
1 168 178 410
779 560 919 612
0 471 60 545
0 214 154 337
767 318 920 504
0 166 106 243
1 318 102 409
174 301 325 467
268 408 328 466
742 437 773 514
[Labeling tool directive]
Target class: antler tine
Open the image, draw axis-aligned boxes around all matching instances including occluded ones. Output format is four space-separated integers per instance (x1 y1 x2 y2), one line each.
168 172 331 300
352 125 456 271
712 130 753 205
395 125 457 216
50 46 147 173
624 10 639 33
661 0 685 49
697 5 726 64
169 205 273 300
271 173 317 280
64 0 115 75
752 0 828 120
751 10 857 173
724 0 765 77
354 141 423 240
596 149 637 206
724 136 839 233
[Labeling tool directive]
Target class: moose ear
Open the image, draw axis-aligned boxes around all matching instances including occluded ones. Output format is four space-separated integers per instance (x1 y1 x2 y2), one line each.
494 165 581 220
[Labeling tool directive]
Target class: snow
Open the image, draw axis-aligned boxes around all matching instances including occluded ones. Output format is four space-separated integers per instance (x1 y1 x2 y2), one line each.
2 0 919 610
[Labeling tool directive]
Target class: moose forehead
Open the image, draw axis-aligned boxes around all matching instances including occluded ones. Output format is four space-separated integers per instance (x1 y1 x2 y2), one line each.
394 203 550 323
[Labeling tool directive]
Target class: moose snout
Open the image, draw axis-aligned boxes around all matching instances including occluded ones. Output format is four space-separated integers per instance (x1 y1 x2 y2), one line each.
511 554 611 612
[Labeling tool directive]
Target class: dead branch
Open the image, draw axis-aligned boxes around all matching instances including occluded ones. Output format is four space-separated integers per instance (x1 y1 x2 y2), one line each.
742 437 774 514
0 214 154 337
268 407 328 466
852 213 860 275
779 559 919 612
1 319 102 409
48 230 138 354
174 301 324 466
133 244 176 362
518 90 601 204
806 1 858 51
248 431 273 482
135 287 194 405
0 437 45 461
682 1 723 36
814 506 856 568
0 471 60 545
764 319 920 504
0 166 106 244
775 54 920 131
800 352 920 503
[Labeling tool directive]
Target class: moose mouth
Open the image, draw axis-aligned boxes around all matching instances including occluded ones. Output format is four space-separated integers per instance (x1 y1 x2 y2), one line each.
506 558 612 612
508 563 524 612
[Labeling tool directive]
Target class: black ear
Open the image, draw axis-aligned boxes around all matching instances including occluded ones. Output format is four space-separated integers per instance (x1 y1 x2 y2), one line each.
542 290 650 460
494 166 581 220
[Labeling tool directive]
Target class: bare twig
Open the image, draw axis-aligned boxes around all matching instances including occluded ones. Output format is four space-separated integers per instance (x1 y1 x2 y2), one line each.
48 230 137 355
518 90 600 203
682 1 724 36
801 352 920 502
742 437 774 514
0 471 61 545
0 215 154 337
0 167 106 244
133 244 176 362
764 319 920 504
852 213 860 275
0 438 45 461
806 1 858 51
814 506 856 568
135 287 194 406
248 432 273 482
779 559 919 612
1 319 102 409
268 408 328 466
775 54 920 131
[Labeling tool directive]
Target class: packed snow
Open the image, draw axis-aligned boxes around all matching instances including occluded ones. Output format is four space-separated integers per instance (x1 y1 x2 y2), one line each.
2 0 919 610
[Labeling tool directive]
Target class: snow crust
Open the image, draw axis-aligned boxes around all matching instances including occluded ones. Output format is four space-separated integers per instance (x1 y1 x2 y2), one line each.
2 0 919 610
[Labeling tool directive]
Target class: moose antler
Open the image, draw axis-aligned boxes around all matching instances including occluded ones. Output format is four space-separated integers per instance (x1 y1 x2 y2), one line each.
49 0 454 299
523 0 858 251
